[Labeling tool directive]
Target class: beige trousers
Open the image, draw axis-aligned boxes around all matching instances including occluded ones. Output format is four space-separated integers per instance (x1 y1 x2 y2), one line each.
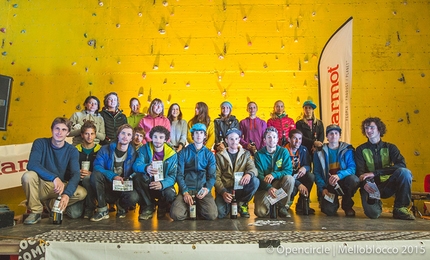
254 175 295 218
21 171 87 214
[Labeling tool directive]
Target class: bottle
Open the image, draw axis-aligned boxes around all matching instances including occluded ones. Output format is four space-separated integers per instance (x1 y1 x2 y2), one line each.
250 140 256 147
189 195 196 220
334 183 344 196
51 196 63 224
230 190 238 219
269 203 277 219
366 179 376 205
303 196 309 215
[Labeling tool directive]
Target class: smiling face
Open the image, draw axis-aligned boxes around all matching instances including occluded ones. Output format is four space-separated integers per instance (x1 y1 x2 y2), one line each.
289 133 302 150
152 101 163 116
171 104 180 119
221 105 231 117
106 95 118 110
364 122 381 141
264 131 278 149
51 123 70 143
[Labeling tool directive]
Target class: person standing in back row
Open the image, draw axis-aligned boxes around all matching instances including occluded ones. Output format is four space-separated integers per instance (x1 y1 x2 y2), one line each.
267 100 295 146
100 92 127 145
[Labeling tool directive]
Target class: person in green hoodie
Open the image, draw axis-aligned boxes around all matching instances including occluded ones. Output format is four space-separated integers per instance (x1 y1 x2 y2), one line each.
254 126 295 218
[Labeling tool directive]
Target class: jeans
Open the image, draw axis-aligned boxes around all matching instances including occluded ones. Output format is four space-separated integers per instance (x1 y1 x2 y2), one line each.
170 192 217 221
360 167 412 219
132 173 176 212
320 174 359 216
90 171 139 210
290 171 315 206
215 176 259 219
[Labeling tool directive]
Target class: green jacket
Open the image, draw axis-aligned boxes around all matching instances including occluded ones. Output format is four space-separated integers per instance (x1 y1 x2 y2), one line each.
254 146 293 191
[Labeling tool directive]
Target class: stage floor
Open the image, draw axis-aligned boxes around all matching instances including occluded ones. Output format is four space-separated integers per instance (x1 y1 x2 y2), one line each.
2 203 430 256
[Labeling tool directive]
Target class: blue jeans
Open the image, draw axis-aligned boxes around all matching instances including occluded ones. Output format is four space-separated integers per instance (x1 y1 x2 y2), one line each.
215 176 259 219
360 167 412 219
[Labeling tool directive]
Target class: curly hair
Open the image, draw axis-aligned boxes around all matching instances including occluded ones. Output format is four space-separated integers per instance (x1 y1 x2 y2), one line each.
361 117 387 137
149 125 170 141
103 92 120 110
80 121 97 134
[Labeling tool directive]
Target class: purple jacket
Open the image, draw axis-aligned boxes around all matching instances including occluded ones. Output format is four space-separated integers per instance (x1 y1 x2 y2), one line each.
239 117 267 151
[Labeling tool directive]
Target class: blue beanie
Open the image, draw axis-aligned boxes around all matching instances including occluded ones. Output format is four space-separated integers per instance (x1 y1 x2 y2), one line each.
220 101 233 110
190 123 207 134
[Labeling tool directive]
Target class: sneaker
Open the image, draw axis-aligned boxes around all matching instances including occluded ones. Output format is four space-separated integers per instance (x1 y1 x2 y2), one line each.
90 210 109 222
157 207 167 219
139 210 154 220
239 203 250 218
24 213 41 225
116 209 127 219
278 206 291 218
393 207 415 220
344 208 356 217
83 208 94 219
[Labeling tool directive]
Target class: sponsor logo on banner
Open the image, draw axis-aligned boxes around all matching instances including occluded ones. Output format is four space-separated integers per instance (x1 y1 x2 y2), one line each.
318 17 353 143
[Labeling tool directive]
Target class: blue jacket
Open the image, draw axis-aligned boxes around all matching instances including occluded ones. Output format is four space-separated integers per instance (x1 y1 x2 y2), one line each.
254 146 293 191
177 144 216 194
133 142 177 189
27 138 80 198
93 142 137 181
313 142 356 192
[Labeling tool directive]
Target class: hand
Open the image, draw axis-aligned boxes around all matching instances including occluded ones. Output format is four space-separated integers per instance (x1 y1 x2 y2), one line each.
359 172 375 182
80 169 91 179
263 174 274 184
222 191 232 203
113 176 124 184
149 181 162 190
314 141 323 148
216 142 225 152
53 177 65 195
239 174 251 186
58 194 70 212
196 187 208 199
176 144 183 153
298 184 308 197
268 187 277 198
328 174 340 186
296 167 307 179
247 143 257 153
147 165 159 176
364 182 377 194
322 189 329 197
183 192 193 206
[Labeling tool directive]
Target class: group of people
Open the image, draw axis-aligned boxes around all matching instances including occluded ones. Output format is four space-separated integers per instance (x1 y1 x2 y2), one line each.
20 94 416 225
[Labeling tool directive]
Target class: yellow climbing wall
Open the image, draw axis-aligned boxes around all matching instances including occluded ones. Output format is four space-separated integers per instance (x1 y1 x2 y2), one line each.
1 0 429 213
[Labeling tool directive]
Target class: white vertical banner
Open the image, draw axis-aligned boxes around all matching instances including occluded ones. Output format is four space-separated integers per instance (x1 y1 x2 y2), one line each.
318 17 353 143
